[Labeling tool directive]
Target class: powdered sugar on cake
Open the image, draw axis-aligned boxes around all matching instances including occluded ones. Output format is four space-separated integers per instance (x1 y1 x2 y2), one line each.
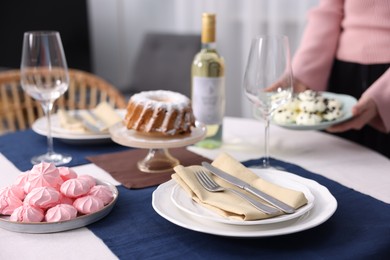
124 90 196 136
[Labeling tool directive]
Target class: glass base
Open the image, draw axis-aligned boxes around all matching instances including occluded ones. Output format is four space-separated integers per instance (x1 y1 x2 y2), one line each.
252 164 271 169
137 148 179 173
251 161 287 171
31 152 72 166
251 158 270 169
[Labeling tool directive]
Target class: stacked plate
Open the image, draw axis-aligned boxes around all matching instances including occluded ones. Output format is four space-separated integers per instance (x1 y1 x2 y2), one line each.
32 110 125 144
152 168 337 237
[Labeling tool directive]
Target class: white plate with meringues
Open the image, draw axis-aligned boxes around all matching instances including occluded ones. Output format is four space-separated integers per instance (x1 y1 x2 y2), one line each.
0 179 118 234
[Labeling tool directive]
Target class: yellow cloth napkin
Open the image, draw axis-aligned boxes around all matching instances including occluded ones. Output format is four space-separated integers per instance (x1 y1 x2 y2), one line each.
172 152 308 221
58 102 122 133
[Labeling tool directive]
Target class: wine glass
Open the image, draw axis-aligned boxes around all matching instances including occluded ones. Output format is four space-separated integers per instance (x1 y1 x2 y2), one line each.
243 35 293 168
20 31 72 165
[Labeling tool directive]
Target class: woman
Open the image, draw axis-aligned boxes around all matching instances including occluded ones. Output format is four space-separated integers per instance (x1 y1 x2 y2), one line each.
293 0 390 158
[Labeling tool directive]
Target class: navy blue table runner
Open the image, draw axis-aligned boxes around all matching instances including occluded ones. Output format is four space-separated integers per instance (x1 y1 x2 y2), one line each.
0 129 128 171
88 159 390 259
1 130 389 259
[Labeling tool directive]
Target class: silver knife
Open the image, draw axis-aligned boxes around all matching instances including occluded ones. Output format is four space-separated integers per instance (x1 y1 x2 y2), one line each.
202 162 295 214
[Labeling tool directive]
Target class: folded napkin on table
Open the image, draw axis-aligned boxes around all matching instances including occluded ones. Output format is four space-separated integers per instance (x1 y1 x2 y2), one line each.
58 102 122 133
172 152 308 221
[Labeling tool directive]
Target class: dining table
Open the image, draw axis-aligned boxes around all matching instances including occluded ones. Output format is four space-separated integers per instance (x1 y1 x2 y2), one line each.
0 116 389 259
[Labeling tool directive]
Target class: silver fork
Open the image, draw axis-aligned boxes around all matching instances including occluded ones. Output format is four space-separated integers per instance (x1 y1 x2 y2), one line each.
195 169 280 215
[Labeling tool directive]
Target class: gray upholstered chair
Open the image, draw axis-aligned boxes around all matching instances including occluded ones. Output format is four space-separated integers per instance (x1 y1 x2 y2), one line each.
129 33 200 98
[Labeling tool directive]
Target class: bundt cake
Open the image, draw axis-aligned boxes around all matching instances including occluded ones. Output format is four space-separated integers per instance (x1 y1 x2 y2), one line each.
124 90 196 136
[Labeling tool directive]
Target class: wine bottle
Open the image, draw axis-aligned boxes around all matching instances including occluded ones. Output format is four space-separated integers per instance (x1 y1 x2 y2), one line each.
191 13 225 149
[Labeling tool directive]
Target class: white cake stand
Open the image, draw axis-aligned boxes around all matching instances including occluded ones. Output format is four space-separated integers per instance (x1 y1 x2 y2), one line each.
109 123 207 173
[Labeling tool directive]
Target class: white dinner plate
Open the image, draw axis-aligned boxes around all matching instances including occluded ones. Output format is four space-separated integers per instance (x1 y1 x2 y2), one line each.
109 122 207 149
32 110 125 144
272 92 357 130
0 179 118 233
170 169 315 225
152 170 337 237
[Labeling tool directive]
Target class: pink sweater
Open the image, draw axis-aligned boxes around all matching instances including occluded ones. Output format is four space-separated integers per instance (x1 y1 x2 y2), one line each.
293 0 390 132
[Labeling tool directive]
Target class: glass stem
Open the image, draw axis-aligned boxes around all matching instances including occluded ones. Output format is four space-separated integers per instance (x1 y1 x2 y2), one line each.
41 101 54 156
262 116 270 168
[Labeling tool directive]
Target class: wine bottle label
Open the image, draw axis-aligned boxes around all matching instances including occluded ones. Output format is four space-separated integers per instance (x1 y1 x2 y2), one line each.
192 76 225 125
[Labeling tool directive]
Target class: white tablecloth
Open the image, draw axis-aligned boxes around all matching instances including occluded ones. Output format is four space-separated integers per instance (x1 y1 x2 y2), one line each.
190 117 390 204
0 117 389 259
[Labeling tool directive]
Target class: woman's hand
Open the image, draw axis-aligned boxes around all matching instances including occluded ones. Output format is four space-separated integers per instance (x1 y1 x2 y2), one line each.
327 95 380 132
294 79 310 92
265 78 309 92
294 79 385 133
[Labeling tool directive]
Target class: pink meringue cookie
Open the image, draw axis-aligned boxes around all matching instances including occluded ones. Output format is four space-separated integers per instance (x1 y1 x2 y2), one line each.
45 204 78 222
10 205 44 223
88 185 113 205
0 185 25 200
60 178 91 198
0 194 23 215
24 186 60 209
59 194 74 205
73 195 104 214
57 167 78 181
77 175 96 188
25 162 63 193
14 170 30 188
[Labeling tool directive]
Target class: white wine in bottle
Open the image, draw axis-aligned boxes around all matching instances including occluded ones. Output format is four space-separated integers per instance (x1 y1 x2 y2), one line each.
191 13 225 149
